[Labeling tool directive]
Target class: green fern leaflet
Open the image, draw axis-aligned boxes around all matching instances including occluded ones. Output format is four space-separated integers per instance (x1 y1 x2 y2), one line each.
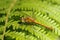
0 0 60 40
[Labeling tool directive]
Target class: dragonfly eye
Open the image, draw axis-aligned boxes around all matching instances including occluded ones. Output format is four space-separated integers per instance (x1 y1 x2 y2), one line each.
19 17 25 22
21 17 25 22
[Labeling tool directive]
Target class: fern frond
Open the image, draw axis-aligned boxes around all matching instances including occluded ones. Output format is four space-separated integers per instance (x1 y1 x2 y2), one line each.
11 8 60 36
2 0 17 40
7 21 57 40
8 6 60 36
0 26 4 33
5 31 38 40
40 4 60 23
0 16 6 22
0 0 60 40
33 11 60 35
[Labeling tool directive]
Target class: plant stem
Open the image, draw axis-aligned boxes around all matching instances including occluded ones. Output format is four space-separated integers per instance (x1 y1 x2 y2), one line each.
2 0 17 40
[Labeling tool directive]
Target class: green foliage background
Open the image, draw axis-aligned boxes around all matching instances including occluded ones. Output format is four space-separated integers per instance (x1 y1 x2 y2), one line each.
0 0 60 40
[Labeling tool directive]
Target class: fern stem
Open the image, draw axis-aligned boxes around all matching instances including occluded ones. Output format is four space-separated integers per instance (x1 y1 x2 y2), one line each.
2 0 17 40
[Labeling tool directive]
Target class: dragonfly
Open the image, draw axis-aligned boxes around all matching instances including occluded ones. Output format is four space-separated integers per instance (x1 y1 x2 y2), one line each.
21 16 53 30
